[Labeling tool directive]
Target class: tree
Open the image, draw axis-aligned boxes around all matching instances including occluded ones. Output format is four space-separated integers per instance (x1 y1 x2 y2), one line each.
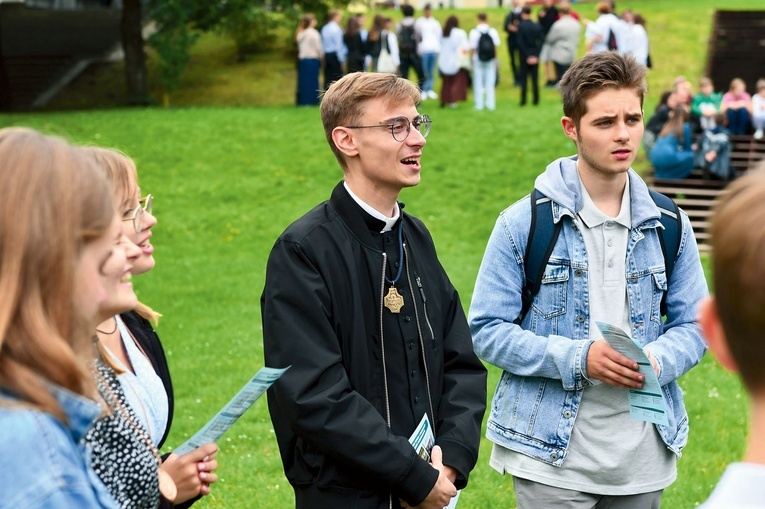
149 0 198 106
122 0 150 105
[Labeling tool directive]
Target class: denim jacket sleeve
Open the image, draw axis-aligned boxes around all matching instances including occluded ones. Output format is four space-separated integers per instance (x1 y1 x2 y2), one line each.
643 210 709 386
0 410 118 509
469 199 592 391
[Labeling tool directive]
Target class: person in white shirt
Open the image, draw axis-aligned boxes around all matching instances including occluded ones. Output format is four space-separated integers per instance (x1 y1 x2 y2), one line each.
414 4 442 100
619 10 649 67
469 13 501 111
585 1 625 54
438 15 470 108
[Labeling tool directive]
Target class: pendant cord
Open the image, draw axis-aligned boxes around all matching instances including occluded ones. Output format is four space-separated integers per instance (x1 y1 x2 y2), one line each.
384 222 404 286
96 316 118 335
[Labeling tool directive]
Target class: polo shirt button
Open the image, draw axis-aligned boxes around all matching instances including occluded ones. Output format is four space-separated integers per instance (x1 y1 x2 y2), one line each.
608 260 614 268
415 396 420 403
404 316 411 322
411 370 416 377
607 239 613 247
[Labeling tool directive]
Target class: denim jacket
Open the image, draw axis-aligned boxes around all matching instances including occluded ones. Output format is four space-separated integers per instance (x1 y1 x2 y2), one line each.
0 384 119 509
469 156 708 466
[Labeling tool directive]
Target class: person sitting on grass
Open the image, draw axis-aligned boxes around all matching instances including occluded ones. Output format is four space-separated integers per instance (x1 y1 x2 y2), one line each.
698 164 765 508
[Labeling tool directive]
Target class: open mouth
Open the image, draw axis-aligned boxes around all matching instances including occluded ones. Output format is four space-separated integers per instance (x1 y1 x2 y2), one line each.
401 154 422 168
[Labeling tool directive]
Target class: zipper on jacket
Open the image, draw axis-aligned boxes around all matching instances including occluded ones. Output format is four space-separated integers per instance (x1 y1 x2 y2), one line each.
381 254 394 509
415 276 436 349
379 253 391 428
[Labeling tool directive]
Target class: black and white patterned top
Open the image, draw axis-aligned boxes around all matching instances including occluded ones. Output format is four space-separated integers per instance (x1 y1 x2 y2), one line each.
84 360 160 509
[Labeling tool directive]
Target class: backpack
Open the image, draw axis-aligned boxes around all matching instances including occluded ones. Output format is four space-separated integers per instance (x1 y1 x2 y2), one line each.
607 28 618 51
398 24 417 58
477 31 496 62
514 188 682 325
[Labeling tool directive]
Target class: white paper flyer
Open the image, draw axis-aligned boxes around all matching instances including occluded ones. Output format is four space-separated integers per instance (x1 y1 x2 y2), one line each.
596 322 669 426
173 366 289 456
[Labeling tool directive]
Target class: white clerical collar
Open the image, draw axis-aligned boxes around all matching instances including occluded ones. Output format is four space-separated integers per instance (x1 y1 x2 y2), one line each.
344 181 400 233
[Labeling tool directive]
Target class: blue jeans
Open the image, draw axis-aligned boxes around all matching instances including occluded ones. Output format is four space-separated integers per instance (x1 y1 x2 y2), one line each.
421 51 438 93
726 107 750 135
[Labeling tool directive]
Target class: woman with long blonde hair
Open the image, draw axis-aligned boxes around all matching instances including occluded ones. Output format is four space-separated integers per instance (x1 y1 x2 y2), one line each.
85 147 218 509
0 127 119 507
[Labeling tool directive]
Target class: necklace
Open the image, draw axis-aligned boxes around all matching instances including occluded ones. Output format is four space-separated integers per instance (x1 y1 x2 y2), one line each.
383 222 405 313
95 367 178 502
96 317 118 335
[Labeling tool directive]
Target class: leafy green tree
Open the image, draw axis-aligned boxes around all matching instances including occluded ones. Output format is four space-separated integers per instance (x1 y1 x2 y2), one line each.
148 0 198 106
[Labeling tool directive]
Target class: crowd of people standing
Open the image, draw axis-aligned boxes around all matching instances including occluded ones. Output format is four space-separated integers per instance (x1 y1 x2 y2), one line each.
295 0 653 111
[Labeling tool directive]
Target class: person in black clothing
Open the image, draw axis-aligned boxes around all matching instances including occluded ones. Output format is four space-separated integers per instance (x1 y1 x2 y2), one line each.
517 7 543 106
503 0 524 86
345 14 368 73
397 4 426 90
537 0 559 87
262 72 487 509
87 147 219 509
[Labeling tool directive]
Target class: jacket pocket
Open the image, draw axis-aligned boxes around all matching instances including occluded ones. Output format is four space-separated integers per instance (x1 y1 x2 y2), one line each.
531 263 569 319
650 271 668 324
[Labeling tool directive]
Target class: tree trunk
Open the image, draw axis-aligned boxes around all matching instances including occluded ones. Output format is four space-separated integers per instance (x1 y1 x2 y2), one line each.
122 0 150 105
0 9 13 111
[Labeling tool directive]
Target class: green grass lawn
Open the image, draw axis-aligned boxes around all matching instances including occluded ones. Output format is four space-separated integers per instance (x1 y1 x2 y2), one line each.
3 0 760 506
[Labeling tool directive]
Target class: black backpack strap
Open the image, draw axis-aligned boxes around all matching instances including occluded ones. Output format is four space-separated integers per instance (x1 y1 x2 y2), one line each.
648 188 682 316
516 189 563 325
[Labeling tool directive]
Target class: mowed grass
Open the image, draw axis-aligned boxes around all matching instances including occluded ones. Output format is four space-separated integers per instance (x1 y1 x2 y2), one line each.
3 0 760 506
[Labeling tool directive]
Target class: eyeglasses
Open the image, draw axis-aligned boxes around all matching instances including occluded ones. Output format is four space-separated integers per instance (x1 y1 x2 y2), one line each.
343 114 431 142
122 194 153 233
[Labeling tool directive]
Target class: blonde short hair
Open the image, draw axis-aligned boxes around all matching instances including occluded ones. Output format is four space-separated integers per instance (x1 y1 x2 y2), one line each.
320 72 420 169
710 164 765 392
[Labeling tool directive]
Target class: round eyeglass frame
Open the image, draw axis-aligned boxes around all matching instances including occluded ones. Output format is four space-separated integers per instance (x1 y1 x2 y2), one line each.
122 194 153 233
343 114 431 142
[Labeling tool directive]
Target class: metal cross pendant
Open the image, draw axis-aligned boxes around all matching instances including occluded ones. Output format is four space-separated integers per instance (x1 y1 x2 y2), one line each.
384 286 405 313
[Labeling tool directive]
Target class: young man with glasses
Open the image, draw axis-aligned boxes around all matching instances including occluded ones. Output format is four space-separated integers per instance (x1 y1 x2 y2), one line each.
469 52 707 507
262 72 487 509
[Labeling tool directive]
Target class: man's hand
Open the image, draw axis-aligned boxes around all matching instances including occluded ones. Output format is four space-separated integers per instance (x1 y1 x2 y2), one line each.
400 445 456 509
586 340 644 388
160 443 219 503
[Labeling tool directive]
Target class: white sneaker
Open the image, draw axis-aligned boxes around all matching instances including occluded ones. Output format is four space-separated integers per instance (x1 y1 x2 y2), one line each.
755 129 764 140
427 90 438 99
421 91 428 101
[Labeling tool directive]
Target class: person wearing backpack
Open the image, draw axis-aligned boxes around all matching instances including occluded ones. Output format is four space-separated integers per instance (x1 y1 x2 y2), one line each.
469 52 708 508
469 13 500 111
516 6 543 106
588 1 625 54
397 5 425 92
